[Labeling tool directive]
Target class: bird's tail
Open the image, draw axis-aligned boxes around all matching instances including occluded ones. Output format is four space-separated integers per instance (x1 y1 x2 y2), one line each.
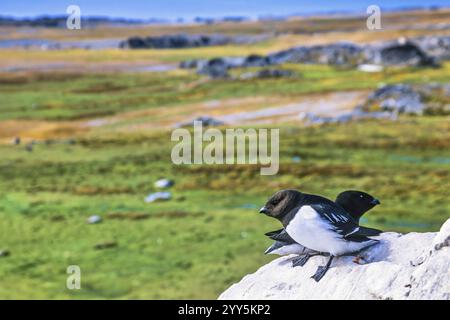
264 242 282 255
358 226 383 237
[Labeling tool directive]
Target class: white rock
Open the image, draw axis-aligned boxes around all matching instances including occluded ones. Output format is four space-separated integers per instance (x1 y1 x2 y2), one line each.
154 179 174 189
219 219 450 300
357 64 384 72
145 192 172 203
87 215 102 224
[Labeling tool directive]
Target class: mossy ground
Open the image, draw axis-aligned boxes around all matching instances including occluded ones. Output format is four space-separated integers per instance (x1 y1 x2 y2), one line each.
0 116 448 299
0 12 449 298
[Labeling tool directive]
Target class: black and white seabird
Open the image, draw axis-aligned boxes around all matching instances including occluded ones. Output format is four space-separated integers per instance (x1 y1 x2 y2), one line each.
260 190 382 282
264 190 381 258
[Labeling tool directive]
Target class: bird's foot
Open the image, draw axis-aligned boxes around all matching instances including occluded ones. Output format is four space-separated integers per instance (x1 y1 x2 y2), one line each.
292 254 310 267
352 255 366 265
311 265 329 282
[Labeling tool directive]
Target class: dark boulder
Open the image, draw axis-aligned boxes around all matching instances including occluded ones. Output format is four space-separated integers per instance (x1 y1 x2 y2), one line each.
377 41 436 67
242 54 271 67
121 36 148 49
120 34 231 49
268 43 367 66
195 57 247 78
197 58 231 78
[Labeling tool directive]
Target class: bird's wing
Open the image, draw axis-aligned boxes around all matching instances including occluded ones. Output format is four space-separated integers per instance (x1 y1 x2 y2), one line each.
310 203 361 238
344 232 379 244
264 228 284 238
266 228 297 244
357 226 382 237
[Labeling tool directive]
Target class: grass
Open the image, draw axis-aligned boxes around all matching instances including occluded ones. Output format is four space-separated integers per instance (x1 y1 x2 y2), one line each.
0 116 449 299
1 62 450 122
0 19 450 297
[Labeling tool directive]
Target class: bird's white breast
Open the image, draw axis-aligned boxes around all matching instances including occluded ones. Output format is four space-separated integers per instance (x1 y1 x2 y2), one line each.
285 205 374 255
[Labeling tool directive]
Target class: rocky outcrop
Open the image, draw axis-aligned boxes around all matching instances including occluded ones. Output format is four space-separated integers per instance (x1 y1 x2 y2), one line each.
180 36 450 78
182 42 370 77
359 83 450 116
120 34 264 49
219 219 450 300
267 42 368 66
415 36 450 60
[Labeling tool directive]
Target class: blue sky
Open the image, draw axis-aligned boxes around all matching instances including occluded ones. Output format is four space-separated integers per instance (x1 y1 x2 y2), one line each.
1 0 449 20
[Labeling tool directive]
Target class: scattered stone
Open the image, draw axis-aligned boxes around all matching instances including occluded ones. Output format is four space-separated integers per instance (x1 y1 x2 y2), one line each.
145 192 172 203
291 156 302 163
25 144 33 152
357 64 384 72
175 116 225 128
154 179 174 189
219 218 450 300
299 109 395 125
13 137 20 145
87 215 102 224
94 241 117 250
0 250 10 257
196 57 238 78
239 69 295 80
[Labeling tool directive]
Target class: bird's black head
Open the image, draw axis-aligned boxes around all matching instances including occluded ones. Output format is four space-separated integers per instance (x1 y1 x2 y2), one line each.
335 190 380 221
259 190 303 221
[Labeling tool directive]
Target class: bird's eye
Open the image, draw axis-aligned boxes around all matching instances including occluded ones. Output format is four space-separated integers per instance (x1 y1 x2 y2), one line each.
272 199 280 206
360 195 364 198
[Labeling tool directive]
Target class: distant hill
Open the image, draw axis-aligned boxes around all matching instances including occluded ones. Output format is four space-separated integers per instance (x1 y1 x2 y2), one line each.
0 15 165 28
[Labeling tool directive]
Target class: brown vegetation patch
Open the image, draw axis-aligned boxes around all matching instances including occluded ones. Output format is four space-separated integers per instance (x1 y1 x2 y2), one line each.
106 212 150 220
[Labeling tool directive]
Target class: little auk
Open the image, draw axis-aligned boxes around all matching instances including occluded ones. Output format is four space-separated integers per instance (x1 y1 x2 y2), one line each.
260 190 382 282
264 190 381 260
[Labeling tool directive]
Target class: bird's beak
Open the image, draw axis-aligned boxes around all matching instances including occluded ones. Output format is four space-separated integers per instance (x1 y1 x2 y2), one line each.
259 207 269 214
371 199 381 205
